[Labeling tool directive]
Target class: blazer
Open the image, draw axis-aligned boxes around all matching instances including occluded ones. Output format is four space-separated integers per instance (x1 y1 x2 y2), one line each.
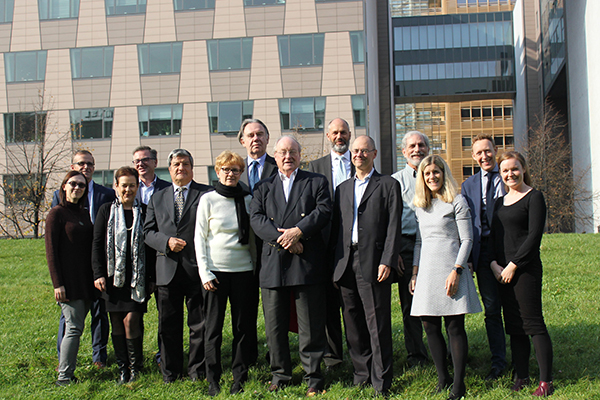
135 175 171 204
249 169 332 289
239 154 278 191
461 170 506 271
331 171 402 284
143 181 212 286
51 181 116 220
307 153 355 198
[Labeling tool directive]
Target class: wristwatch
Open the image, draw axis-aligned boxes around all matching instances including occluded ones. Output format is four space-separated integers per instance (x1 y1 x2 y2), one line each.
452 266 464 275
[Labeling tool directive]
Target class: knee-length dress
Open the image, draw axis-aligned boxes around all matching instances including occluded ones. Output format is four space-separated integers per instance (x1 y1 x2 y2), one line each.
411 195 482 317
491 189 548 336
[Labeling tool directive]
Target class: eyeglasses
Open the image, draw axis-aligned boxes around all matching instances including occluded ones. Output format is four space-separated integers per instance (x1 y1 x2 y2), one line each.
75 161 95 168
132 157 155 165
67 181 87 189
351 149 375 155
220 167 242 176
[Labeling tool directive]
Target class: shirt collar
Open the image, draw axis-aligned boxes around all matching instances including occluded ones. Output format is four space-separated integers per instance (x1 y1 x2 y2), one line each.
248 153 267 167
331 150 351 162
140 174 158 188
173 181 192 193
482 165 499 177
278 168 298 181
354 168 375 183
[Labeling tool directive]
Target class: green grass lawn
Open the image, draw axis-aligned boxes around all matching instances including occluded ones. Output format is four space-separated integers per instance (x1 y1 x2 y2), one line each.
0 234 598 399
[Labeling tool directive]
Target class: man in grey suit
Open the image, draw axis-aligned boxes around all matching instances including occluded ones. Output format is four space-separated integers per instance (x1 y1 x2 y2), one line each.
250 136 332 396
132 146 171 205
307 117 354 369
238 119 278 192
143 149 212 383
331 135 401 397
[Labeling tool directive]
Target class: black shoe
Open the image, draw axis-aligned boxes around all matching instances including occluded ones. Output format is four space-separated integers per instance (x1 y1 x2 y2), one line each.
230 381 244 395
435 380 452 393
126 337 144 382
208 382 221 397
447 385 466 400
55 376 78 387
485 367 504 381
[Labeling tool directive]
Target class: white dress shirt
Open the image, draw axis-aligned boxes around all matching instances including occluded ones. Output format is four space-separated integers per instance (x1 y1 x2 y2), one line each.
278 169 298 202
352 168 375 244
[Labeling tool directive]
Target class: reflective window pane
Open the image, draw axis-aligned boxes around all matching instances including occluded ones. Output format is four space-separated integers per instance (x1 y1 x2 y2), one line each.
350 31 364 63
173 0 215 10
138 42 183 74
4 51 47 82
106 0 147 15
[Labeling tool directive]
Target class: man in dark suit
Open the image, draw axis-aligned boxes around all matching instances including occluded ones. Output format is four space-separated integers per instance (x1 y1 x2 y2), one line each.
461 133 507 380
307 117 355 369
143 149 212 383
237 119 278 192
51 150 115 368
250 136 332 396
132 146 171 205
331 135 401 397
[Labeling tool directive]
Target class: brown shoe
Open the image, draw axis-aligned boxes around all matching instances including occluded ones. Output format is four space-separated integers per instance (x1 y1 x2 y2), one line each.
306 387 323 397
93 361 106 368
268 383 280 392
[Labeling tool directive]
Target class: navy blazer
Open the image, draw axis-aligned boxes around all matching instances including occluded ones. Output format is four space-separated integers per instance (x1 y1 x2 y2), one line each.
51 181 116 221
249 169 332 289
239 154 278 192
331 171 402 284
143 181 212 286
461 170 505 271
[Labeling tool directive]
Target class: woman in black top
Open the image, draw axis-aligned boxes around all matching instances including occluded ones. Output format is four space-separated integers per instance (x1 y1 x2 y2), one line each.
490 151 554 397
92 167 152 384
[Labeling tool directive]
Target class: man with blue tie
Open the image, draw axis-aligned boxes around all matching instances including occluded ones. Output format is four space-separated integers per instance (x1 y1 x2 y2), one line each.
51 150 116 368
461 133 507 381
238 119 277 192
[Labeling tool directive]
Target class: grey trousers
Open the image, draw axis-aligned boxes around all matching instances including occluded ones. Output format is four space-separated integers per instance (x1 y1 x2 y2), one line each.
58 299 90 380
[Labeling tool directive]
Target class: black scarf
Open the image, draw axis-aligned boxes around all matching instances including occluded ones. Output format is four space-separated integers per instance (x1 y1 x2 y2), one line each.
214 182 251 245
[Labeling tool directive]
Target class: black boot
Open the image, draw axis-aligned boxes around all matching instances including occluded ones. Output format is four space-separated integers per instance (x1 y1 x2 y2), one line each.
126 337 144 382
112 334 130 384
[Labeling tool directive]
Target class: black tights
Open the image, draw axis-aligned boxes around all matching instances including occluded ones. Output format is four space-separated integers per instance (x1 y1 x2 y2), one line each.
511 333 553 382
109 311 142 339
422 315 467 396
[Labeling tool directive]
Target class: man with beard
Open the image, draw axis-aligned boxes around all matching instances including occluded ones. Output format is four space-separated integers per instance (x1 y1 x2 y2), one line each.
306 117 354 369
390 131 430 367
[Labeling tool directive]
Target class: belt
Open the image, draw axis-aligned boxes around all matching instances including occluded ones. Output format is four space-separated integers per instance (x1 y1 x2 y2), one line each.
350 243 359 251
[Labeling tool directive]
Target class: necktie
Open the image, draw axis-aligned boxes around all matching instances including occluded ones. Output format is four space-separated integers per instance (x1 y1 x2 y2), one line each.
249 160 259 192
335 156 346 188
486 171 496 224
175 187 186 224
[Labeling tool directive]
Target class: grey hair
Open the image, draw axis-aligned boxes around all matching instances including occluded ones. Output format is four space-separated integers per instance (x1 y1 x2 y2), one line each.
273 135 302 153
168 149 194 168
238 118 270 142
132 145 157 160
401 130 430 150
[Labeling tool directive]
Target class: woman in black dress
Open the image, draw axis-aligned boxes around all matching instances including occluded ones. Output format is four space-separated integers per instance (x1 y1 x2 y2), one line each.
92 167 152 384
490 151 554 397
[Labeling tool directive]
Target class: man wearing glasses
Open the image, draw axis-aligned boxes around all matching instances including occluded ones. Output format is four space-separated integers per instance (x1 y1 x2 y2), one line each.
51 150 116 369
132 146 171 205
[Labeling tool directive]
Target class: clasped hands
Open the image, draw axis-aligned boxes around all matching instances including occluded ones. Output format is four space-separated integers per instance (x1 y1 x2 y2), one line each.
490 260 517 284
277 227 304 254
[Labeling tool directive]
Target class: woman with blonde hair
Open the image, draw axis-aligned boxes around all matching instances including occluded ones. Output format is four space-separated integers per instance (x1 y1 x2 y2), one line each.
490 151 554 396
410 155 481 400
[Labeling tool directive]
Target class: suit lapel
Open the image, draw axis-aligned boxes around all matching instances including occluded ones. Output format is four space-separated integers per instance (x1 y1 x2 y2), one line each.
270 175 287 221
359 172 380 208
180 183 200 223
163 185 176 224
282 170 308 223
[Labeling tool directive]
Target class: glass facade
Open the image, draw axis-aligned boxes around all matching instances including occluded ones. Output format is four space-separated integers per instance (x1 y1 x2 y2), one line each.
540 0 564 94
4 112 47 143
4 51 47 83
137 42 183 75
208 101 253 134
0 0 14 23
70 108 114 140
393 12 515 99
173 0 215 10
278 97 326 131
105 0 146 16
138 104 183 136
278 34 325 67
38 0 79 20
70 47 114 79
207 38 253 71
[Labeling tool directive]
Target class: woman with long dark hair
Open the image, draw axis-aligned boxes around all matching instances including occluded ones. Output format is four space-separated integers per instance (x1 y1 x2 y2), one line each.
491 151 554 396
45 171 95 386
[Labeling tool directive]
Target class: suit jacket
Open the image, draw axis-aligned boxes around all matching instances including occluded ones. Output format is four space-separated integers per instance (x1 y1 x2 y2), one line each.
239 154 278 191
307 153 355 198
331 171 402 284
135 175 171 204
143 181 212 286
51 181 116 220
249 169 332 289
461 170 506 271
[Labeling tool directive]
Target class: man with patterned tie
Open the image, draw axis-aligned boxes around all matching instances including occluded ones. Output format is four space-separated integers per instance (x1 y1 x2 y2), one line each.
144 149 212 383
461 133 508 381
307 117 355 369
238 119 277 192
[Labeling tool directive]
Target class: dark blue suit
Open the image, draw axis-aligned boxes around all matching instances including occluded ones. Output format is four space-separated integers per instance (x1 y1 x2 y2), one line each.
51 181 116 364
461 170 507 371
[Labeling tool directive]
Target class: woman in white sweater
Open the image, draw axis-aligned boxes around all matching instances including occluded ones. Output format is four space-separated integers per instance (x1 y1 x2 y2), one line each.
194 150 256 397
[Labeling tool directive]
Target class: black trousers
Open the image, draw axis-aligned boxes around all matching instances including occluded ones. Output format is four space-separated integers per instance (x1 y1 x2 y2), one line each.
203 270 258 385
339 248 393 393
156 266 205 382
262 283 327 390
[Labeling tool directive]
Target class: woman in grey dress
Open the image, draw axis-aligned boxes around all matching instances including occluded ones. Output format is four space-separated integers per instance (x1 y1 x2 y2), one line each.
409 155 481 400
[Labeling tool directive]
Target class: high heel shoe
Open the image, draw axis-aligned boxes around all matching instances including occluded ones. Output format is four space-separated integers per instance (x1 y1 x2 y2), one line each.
447 384 465 400
533 381 554 397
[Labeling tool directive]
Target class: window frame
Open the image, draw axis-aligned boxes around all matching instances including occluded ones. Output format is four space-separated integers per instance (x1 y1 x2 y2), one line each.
4 112 47 143
4 51 47 83
173 0 215 10
278 97 326 132
137 42 183 75
70 46 114 79
243 0 285 5
207 38 253 71
70 108 114 140
0 0 14 23
38 0 79 20
105 0 146 16
207 101 254 134
278 34 325 67
3 173 47 206
138 104 183 137
351 95 366 128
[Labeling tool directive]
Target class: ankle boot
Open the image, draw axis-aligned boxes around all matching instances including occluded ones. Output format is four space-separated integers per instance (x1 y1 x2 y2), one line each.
126 337 144 382
112 334 130 384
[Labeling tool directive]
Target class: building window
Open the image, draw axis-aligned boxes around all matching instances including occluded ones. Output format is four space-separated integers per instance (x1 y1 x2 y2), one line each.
208 101 253 134
70 108 114 140
70 47 114 79
0 0 14 23
494 136 503 146
460 108 470 120
278 34 324 67
278 97 325 131
482 107 492 120
4 112 47 143
462 137 471 149
207 38 252 71
173 0 214 10
504 106 513 118
244 0 284 5
349 31 364 63
138 42 183 75
38 0 79 20
352 95 366 128
93 170 114 188
4 51 47 83
105 0 146 15
505 135 514 146
138 104 182 137
3 174 47 205
471 107 481 120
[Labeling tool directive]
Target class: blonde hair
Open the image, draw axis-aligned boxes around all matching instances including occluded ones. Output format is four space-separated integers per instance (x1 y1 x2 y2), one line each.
414 155 458 208
214 150 245 173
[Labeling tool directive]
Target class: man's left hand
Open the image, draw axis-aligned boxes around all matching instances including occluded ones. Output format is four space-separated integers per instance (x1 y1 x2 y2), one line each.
377 264 391 282
276 227 303 249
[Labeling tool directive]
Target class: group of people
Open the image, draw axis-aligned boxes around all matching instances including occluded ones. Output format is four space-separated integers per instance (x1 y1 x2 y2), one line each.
44 118 554 398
